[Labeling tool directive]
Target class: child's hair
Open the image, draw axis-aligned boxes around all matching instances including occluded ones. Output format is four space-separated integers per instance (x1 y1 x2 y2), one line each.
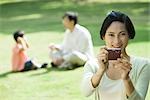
13 30 24 42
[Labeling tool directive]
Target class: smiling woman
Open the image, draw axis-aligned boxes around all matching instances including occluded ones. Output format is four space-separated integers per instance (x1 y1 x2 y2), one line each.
81 11 150 100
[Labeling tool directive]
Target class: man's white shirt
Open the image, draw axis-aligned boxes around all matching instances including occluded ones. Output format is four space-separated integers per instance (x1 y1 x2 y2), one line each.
60 24 94 59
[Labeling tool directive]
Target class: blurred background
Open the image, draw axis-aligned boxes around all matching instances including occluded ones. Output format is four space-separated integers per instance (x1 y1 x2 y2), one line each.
0 0 149 100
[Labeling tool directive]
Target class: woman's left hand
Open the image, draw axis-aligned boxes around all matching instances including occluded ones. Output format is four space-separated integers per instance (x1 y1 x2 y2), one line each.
114 55 132 80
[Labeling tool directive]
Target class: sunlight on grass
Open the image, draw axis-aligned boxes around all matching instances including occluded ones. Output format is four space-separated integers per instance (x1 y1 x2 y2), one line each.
0 34 6 40
0 0 36 4
132 7 147 14
127 42 150 58
41 2 63 10
9 14 43 21
88 0 148 3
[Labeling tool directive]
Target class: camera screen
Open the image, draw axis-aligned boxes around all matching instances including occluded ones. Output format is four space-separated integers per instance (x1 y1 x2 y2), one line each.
107 48 121 60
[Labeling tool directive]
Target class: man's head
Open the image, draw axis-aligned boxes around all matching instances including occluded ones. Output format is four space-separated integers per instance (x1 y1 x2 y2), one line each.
62 11 78 29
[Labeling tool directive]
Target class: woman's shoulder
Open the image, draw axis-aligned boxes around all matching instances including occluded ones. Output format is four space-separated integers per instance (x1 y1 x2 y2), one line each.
131 56 150 73
131 56 150 66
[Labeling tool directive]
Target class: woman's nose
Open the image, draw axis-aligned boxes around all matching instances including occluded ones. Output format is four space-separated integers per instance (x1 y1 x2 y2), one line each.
113 36 121 46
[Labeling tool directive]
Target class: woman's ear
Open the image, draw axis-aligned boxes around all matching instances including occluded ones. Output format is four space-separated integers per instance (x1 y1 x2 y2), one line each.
102 36 105 40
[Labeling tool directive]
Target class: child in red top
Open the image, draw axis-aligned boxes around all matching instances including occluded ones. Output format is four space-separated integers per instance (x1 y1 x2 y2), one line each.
12 30 47 72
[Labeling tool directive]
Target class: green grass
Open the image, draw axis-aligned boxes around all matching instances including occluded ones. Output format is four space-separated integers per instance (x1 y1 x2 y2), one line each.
0 0 150 100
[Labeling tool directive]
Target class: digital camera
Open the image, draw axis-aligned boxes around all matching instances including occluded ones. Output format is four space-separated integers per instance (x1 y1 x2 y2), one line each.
107 48 121 60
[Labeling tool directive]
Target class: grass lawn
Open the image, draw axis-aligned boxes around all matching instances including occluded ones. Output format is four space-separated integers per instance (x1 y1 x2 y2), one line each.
0 0 150 100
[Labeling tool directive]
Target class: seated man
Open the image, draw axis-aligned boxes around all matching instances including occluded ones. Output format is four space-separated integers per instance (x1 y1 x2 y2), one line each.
49 11 94 69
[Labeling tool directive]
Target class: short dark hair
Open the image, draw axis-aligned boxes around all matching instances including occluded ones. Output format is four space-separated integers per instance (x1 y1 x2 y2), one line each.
13 30 24 42
62 11 78 25
100 11 135 40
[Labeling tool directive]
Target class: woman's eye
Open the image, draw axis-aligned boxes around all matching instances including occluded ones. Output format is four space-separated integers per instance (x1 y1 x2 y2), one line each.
121 33 126 35
108 34 114 37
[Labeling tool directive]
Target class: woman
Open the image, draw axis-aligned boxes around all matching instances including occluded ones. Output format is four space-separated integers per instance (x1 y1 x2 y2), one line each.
81 11 150 100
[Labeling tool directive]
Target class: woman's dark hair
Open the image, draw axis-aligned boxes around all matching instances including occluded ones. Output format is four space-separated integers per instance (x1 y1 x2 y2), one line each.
62 11 78 25
100 11 135 40
13 30 24 42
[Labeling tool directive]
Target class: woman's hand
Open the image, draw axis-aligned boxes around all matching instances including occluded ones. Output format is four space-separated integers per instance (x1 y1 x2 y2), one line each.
114 55 134 96
91 46 108 88
97 46 109 72
114 55 132 80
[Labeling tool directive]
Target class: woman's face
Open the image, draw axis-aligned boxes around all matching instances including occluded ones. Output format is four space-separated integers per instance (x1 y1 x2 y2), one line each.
103 21 129 51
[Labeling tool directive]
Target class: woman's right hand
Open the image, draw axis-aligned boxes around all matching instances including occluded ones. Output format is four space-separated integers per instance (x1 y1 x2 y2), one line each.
91 46 109 88
97 46 109 72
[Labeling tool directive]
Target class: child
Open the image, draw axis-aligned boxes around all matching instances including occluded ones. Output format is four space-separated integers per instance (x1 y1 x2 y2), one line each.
12 30 48 72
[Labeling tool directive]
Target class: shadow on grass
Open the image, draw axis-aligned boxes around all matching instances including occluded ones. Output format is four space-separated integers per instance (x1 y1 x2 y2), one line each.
0 66 82 78
29 66 82 77
0 71 17 78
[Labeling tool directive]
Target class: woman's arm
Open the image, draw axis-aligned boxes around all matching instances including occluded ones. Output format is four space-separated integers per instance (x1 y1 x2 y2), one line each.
113 55 134 97
81 46 108 96
117 57 150 100
91 46 108 87
81 60 97 97
123 77 135 98
127 63 150 100
91 67 105 88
